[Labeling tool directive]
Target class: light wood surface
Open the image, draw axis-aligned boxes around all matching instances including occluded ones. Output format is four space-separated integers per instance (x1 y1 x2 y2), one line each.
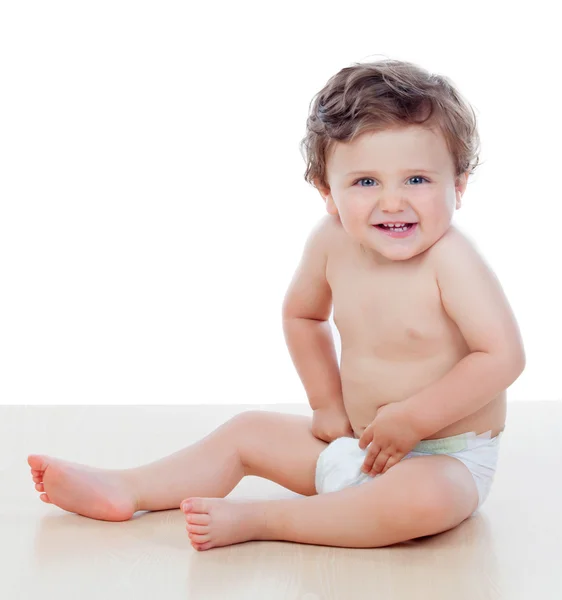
1 401 561 599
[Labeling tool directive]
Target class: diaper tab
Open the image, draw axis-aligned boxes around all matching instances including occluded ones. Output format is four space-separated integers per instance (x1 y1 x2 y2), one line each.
413 433 470 454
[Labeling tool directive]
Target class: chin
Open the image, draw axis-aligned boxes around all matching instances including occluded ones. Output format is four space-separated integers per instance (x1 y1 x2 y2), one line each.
359 244 416 263
386 250 419 262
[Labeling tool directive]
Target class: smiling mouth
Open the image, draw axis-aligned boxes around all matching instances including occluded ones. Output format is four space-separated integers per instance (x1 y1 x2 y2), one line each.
374 223 416 232
373 222 418 238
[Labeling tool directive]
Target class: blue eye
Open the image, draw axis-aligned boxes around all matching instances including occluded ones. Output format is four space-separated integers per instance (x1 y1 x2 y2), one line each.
354 176 429 187
408 176 428 185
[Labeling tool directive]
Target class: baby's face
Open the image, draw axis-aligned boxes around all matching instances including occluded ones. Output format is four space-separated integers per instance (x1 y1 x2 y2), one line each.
319 125 468 263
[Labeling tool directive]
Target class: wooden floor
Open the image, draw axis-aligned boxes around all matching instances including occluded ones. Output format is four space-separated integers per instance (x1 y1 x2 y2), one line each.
1 401 561 599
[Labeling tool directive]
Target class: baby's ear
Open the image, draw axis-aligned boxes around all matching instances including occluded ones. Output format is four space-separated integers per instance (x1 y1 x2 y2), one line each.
314 179 338 215
313 178 329 198
325 195 339 216
455 172 469 209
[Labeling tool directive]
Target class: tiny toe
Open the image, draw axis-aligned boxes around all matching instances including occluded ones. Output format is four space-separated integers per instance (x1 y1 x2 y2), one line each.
39 493 51 504
187 512 211 526
186 524 209 535
35 483 45 492
32 476 41 484
197 541 214 551
186 498 208 513
189 533 211 544
28 455 49 471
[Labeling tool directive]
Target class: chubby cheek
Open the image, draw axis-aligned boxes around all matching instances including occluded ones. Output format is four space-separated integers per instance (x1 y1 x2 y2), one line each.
429 207 455 236
417 197 453 229
335 206 366 237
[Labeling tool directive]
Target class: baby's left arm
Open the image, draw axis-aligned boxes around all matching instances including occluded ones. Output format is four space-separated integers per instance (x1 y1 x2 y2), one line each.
402 228 526 439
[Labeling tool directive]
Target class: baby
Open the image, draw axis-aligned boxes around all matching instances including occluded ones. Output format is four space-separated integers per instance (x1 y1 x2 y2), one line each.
28 58 525 552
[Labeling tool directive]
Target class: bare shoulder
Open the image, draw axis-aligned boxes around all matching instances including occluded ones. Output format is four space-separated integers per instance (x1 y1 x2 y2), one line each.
428 224 490 269
317 213 345 237
309 213 346 254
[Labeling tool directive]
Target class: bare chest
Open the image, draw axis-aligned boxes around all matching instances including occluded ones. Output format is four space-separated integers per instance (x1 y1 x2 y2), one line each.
326 251 472 437
327 256 463 360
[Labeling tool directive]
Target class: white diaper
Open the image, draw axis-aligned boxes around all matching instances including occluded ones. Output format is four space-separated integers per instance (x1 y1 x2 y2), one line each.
315 430 503 516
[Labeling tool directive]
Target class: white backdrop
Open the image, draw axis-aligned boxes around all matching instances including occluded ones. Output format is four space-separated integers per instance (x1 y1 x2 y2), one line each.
1 1 560 405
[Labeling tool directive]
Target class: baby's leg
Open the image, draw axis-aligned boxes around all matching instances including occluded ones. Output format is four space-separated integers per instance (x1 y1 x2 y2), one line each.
183 454 479 551
28 410 328 521
128 410 327 508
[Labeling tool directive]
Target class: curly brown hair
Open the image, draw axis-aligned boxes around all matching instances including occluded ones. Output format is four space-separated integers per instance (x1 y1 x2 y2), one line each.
300 58 481 191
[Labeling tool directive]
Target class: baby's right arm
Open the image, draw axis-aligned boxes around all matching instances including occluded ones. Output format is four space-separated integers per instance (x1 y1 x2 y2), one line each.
281 216 346 414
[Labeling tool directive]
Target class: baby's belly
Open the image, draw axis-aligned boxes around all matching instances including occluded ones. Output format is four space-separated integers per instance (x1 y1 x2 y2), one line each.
340 349 506 440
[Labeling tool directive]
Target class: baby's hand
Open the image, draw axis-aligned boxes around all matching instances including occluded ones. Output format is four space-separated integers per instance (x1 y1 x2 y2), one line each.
358 403 422 476
311 405 354 443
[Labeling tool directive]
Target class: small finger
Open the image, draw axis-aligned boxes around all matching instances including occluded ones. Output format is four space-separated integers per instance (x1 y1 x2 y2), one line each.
358 434 370 451
371 452 390 475
380 454 402 475
361 457 373 473
361 446 380 474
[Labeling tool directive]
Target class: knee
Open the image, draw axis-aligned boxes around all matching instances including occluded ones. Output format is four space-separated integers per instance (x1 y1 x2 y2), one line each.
226 410 272 445
228 410 268 429
226 410 273 475
415 485 471 531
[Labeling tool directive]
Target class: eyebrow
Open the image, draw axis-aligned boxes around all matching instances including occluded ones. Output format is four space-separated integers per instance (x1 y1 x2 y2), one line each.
346 169 439 176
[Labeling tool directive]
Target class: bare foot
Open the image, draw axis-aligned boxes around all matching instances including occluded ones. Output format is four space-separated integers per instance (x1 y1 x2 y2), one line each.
27 454 138 521
181 497 266 551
